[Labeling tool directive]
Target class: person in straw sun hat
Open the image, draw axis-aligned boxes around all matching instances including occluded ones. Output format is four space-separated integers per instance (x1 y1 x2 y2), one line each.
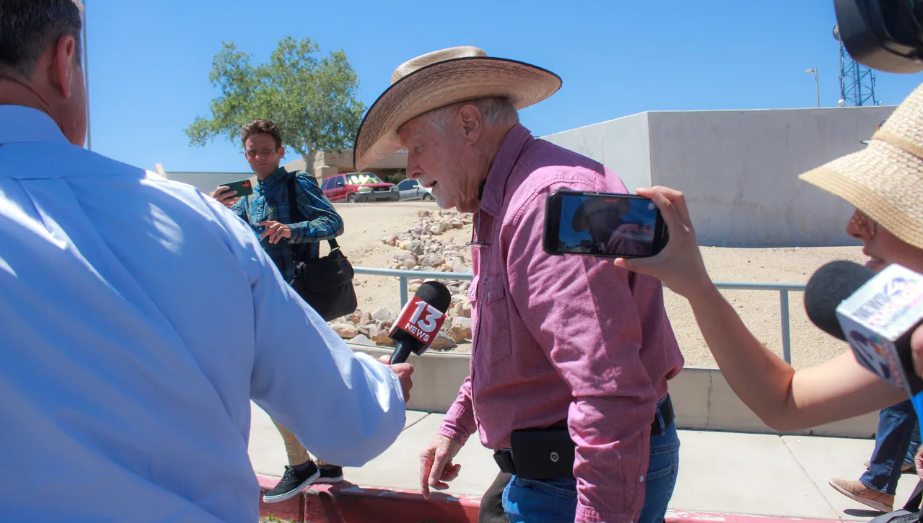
359 46 685 523
617 82 923 514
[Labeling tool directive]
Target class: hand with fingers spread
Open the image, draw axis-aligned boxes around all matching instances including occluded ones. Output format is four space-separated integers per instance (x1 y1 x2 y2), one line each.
258 221 291 244
613 186 713 299
419 434 462 498
212 186 239 209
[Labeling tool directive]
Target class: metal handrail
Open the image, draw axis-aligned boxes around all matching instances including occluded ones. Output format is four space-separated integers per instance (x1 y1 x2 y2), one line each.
353 267 806 364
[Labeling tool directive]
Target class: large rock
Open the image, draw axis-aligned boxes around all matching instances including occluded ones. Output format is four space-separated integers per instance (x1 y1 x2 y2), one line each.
399 240 411 250
381 234 398 245
428 225 444 236
420 254 445 268
331 323 359 339
409 240 425 256
371 322 396 347
447 316 472 342
372 307 397 323
453 297 472 318
360 311 373 324
394 253 417 263
357 323 372 338
449 219 464 229
430 332 458 350
349 309 363 324
402 259 416 270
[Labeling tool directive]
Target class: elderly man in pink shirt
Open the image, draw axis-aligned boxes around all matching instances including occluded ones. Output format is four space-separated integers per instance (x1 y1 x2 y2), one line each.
353 47 684 523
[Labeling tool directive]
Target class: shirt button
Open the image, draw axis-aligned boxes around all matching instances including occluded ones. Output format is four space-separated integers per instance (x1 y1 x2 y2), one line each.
639 475 644 482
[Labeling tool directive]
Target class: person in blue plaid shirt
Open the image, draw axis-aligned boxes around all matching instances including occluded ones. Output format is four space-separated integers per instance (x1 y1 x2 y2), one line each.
212 119 347 502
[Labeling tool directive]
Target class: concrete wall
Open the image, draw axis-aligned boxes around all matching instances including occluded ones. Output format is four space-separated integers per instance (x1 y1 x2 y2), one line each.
648 106 895 247
351 346 878 438
542 112 653 192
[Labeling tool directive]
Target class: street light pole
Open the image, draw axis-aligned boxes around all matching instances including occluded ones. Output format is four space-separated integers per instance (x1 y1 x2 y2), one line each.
82 0 91 151
806 68 819 108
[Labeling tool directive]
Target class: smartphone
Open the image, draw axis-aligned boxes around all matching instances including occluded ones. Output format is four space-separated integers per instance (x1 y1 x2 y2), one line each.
543 190 667 258
222 179 254 197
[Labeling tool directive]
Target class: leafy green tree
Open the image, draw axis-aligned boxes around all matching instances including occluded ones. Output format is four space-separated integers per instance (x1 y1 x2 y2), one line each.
186 37 364 169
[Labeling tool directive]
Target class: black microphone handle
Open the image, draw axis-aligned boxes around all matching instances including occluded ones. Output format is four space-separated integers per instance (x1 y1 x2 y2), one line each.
390 340 413 365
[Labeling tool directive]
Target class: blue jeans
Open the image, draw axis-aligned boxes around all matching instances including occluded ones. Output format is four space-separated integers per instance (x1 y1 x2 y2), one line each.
861 400 921 495
502 403 680 523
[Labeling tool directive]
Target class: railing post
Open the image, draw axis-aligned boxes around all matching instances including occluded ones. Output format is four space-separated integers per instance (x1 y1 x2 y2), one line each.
399 276 408 309
780 290 792 364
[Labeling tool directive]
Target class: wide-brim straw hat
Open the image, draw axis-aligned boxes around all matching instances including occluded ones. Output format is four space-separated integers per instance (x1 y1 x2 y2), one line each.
801 83 923 250
353 46 562 171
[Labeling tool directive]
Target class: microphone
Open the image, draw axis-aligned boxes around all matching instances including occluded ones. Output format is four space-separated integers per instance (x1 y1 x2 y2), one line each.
804 261 923 397
388 281 452 364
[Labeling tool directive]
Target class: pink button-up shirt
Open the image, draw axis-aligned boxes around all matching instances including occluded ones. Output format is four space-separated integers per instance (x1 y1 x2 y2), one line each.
438 125 684 523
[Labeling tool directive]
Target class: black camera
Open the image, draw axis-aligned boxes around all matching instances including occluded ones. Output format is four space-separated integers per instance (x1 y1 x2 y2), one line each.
835 0 923 73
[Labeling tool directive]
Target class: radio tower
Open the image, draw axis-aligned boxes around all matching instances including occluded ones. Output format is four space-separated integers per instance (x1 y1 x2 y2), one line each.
833 24 879 106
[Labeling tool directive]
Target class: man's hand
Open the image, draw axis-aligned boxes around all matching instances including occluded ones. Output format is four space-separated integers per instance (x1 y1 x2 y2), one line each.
258 221 292 244
377 355 413 403
419 434 462 498
212 186 239 209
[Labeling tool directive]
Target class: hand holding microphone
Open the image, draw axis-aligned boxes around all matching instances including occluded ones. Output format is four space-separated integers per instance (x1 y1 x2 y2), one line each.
389 281 452 364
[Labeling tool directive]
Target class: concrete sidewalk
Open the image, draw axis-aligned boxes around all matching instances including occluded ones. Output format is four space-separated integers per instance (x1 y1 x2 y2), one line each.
249 402 917 522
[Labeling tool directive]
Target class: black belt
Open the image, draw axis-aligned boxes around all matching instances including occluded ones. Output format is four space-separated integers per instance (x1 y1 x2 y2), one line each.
494 394 674 478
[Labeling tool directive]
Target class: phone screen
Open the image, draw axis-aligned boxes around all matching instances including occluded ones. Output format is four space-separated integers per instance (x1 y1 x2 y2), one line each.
544 191 665 258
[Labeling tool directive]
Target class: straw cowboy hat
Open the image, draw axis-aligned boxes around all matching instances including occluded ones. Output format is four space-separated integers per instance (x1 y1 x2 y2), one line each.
353 46 562 171
800 82 923 250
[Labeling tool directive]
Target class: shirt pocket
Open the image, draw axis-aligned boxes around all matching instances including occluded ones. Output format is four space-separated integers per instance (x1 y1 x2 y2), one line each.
484 278 513 364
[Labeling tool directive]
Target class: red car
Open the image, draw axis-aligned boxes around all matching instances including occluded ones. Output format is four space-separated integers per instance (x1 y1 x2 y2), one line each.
321 172 398 203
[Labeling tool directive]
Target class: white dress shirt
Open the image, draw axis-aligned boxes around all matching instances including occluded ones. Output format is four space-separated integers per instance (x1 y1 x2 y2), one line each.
0 105 405 522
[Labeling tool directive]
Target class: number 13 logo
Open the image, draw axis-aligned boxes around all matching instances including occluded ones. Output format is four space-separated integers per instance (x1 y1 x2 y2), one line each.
409 300 442 333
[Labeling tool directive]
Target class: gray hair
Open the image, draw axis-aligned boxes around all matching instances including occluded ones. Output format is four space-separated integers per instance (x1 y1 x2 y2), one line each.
0 0 83 80
426 97 519 133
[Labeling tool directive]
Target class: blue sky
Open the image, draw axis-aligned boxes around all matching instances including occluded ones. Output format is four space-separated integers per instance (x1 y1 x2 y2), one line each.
84 0 923 173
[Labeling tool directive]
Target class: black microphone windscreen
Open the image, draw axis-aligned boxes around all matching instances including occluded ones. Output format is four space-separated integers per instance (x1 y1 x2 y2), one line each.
415 281 452 313
804 260 875 341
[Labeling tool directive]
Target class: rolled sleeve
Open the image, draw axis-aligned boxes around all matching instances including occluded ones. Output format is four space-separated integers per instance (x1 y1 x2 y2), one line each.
288 174 344 244
507 182 658 523
438 377 477 444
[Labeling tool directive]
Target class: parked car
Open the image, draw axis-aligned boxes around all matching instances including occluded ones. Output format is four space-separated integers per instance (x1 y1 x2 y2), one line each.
321 172 398 203
396 178 434 201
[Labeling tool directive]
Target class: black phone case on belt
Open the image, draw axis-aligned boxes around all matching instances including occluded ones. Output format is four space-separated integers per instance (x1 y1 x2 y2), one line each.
509 428 576 480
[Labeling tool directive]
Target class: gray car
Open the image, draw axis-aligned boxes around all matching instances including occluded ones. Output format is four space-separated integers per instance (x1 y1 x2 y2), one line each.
397 178 434 201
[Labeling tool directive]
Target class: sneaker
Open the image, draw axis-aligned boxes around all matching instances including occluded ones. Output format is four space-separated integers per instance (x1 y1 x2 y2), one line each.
828 478 894 512
262 461 320 504
315 464 344 484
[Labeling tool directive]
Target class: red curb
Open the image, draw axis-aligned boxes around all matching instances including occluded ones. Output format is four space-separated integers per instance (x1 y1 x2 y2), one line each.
257 475 840 523
304 484 480 523
666 510 839 523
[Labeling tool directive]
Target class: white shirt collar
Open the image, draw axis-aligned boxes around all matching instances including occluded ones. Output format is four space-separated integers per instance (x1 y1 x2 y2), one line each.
0 105 70 145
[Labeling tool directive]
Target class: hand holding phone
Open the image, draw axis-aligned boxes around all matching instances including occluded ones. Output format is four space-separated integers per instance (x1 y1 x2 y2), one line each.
221 179 254 197
543 190 667 259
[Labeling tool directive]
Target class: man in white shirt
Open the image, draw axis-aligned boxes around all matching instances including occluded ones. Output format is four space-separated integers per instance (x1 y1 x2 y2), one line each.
0 2 413 522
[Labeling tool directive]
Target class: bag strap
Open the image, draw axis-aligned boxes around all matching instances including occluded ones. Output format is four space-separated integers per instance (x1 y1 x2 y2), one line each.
287 175 340 251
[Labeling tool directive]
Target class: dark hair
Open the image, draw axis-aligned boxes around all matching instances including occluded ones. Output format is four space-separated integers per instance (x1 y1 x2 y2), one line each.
240 119 283 150
0 0 83 79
